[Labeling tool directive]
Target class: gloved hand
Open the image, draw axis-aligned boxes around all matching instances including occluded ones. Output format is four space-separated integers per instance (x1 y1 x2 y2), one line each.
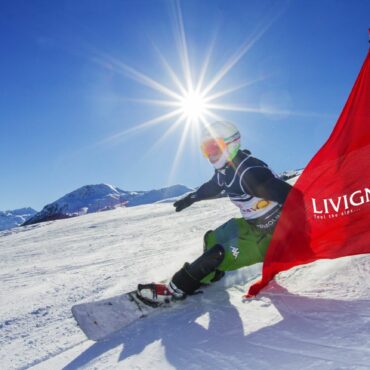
173 193 197 212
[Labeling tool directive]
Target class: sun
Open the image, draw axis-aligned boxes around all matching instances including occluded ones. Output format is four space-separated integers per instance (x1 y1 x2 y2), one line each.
178 90 207 122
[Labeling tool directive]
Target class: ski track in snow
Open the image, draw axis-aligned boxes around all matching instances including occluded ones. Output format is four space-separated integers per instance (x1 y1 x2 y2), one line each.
1 198 370 370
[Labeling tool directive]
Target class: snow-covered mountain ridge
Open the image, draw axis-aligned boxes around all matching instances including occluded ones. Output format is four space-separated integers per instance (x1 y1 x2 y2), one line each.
22 183 193 227
0 207 37 232
279 168 304 181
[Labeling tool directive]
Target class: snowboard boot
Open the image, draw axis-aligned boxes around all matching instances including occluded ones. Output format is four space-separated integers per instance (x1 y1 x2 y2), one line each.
136 244 225 307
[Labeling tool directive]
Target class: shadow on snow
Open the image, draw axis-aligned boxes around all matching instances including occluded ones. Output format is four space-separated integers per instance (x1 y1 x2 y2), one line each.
63 282 370 370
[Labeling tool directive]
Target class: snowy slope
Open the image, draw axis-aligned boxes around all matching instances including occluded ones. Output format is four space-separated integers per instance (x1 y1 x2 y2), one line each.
1 196 370 370
0 208 37 231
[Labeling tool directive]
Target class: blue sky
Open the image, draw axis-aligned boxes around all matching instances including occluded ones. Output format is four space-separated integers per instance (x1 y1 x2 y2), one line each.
1 0 369 211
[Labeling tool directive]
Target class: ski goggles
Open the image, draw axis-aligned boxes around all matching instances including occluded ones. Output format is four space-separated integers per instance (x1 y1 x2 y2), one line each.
200 138 227 158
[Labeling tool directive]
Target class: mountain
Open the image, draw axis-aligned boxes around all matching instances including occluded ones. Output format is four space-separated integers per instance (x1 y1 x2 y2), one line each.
128 184 193 206
0 207 37 231
279 168 304 181
23 183 193 226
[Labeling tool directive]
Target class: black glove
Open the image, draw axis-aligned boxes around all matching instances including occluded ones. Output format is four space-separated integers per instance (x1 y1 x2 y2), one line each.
173 193 197 212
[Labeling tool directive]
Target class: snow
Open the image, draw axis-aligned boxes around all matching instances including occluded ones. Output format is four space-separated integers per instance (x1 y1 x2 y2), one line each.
1 197 370 370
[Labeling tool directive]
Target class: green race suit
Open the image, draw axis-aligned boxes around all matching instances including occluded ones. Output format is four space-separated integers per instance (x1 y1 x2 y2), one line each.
201 217 272 283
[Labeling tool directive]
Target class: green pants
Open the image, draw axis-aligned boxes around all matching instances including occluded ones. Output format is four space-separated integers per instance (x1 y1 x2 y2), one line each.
201 218 272 284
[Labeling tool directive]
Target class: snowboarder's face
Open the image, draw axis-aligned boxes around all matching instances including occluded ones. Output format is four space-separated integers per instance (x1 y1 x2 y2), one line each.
201 138 226 163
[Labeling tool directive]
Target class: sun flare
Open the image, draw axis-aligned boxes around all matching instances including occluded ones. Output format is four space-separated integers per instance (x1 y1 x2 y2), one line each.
178 90 207 122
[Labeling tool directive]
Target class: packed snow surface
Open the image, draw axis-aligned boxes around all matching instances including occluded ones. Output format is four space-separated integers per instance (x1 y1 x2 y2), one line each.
1 197 370 370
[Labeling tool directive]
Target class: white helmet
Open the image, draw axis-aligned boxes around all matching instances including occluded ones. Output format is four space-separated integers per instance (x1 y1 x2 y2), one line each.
200 121 241 170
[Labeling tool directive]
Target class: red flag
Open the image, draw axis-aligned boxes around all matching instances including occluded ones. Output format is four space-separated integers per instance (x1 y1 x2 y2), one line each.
248 49 370 297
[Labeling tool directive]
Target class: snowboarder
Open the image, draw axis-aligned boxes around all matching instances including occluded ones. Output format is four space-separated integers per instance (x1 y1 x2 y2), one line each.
137 121 292 305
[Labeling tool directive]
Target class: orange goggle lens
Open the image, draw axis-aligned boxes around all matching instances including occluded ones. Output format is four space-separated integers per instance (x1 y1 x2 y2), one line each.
201 139 227 158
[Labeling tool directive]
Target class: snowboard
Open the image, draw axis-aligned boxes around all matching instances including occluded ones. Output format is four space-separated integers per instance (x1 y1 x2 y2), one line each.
71 289 167 341
71 284 210 342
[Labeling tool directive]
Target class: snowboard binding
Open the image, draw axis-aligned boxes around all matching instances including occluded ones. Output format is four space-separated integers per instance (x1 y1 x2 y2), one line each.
136 283 176 307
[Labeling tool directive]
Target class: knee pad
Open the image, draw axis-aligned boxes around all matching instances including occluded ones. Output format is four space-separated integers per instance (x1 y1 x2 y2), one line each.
188 244 225 281
171 244 225 295
171 263 201 295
